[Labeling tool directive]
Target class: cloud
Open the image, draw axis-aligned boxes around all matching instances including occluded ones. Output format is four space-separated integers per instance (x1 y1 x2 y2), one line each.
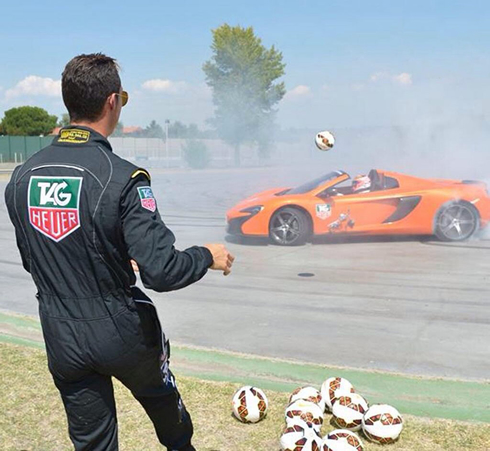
370 72 389 83
5 76 61 99
141 79 188 94
369 72 413 86
284 85 311 100
393 72 412 86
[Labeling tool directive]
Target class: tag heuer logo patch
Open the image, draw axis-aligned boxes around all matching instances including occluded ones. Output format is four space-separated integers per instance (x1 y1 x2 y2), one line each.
137 186 156 212
316 203 331 220
28 176 83 242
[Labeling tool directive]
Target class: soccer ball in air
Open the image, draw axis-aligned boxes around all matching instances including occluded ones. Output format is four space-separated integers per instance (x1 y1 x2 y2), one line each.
315 130 335 151
285 399 324 431
321 429 364 451
289 386 326 413
362 404 403 444
231 386 268 423
331 393 369 431
280 421 322 451
321 377 356 412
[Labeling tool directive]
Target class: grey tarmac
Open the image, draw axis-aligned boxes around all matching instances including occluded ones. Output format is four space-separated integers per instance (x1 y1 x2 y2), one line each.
1 166 489 381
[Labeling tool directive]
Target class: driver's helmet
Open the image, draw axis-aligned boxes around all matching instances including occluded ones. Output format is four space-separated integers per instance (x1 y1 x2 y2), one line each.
352 175 371 192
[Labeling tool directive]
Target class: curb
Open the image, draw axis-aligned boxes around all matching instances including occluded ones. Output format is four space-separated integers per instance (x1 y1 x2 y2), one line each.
1 311 489 423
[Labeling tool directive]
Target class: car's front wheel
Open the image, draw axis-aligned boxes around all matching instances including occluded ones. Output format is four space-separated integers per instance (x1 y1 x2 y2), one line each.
269 207 310 246
434 201 479 241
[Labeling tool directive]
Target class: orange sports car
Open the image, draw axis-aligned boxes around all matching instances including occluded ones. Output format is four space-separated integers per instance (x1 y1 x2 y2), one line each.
226 169 490 245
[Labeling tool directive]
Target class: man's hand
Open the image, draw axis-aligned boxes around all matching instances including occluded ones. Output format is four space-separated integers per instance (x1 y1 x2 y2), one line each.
204 243 235 276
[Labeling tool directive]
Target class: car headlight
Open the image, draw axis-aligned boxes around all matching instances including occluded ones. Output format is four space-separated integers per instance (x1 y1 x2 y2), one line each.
239 205 263 215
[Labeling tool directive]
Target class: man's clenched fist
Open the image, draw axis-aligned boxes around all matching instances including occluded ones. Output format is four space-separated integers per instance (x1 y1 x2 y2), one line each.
204 243 235 276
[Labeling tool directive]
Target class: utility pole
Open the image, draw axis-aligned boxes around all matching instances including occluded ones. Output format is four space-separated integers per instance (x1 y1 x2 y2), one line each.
165 119 170 168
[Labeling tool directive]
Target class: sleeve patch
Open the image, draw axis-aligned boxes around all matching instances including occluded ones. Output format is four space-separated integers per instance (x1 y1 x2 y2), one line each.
131 169 151 180
137 186 157 212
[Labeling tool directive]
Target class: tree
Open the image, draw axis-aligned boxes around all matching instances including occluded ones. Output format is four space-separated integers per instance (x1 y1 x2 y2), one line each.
143 120 164 138
59 113 70 128
182 139 211 169
168 121 187 139
112 122 124 137
168 121 206 139
203 24 286 165
1 106 58 136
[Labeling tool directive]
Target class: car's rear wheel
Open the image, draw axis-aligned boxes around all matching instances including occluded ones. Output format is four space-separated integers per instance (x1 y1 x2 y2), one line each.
269 207 310 246
434 201 479 241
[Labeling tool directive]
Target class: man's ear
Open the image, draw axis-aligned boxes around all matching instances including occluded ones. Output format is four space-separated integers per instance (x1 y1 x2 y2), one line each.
108 93 117 110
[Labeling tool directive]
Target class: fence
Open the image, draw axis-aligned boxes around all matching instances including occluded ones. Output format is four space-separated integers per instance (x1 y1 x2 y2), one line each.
0 127 433 172
0 135 243 167
0 136 54 164
0 132 402 169
108 137 261 168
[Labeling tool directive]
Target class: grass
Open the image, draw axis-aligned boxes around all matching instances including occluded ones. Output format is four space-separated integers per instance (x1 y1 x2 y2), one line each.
1 343 490 451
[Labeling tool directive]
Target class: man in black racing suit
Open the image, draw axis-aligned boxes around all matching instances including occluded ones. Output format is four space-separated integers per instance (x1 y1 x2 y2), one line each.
4 53 234 451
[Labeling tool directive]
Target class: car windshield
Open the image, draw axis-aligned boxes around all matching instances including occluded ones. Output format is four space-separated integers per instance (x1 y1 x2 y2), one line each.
287 171 345 194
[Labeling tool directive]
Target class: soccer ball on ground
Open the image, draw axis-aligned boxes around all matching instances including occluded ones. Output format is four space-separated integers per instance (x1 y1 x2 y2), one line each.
280 421 322 451
331 393 369 431
282 434 323 451
321 377 356 412
289 386 326 413
321 429 364 451
285 399 324 431
362 404 403 444
231 386 268 423
315 130 335 151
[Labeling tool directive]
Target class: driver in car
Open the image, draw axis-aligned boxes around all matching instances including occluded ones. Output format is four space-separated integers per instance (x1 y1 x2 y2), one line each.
352 174 372 193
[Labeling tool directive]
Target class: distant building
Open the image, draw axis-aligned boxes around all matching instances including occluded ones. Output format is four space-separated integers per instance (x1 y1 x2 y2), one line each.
122 126 143 135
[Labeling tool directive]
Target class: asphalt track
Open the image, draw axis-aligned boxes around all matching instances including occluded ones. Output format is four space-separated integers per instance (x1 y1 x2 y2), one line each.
1 166 490 385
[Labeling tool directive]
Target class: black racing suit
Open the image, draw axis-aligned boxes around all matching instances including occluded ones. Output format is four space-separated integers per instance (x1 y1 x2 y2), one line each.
4 126 213 450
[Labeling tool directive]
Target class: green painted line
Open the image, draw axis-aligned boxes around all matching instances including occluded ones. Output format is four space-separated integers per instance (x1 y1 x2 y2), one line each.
0 333 45 349
1 312 489 423
0 312 42 331
170 346 490 423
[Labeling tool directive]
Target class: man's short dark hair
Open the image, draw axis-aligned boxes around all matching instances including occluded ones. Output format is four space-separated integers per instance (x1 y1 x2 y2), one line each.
62 53 121 122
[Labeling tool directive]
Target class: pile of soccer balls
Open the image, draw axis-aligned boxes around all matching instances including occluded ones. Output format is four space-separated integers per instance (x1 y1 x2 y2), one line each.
232 378 403 450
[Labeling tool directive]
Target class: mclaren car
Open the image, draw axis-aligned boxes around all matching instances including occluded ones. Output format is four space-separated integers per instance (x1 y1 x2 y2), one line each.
226 169 490 245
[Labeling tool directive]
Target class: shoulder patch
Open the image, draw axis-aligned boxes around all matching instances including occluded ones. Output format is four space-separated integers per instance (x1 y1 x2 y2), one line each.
131 169 151 180
137 186 157 212
58 129 90 144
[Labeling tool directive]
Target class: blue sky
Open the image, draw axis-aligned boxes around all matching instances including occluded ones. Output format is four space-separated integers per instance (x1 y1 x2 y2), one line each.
1 0 489 129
